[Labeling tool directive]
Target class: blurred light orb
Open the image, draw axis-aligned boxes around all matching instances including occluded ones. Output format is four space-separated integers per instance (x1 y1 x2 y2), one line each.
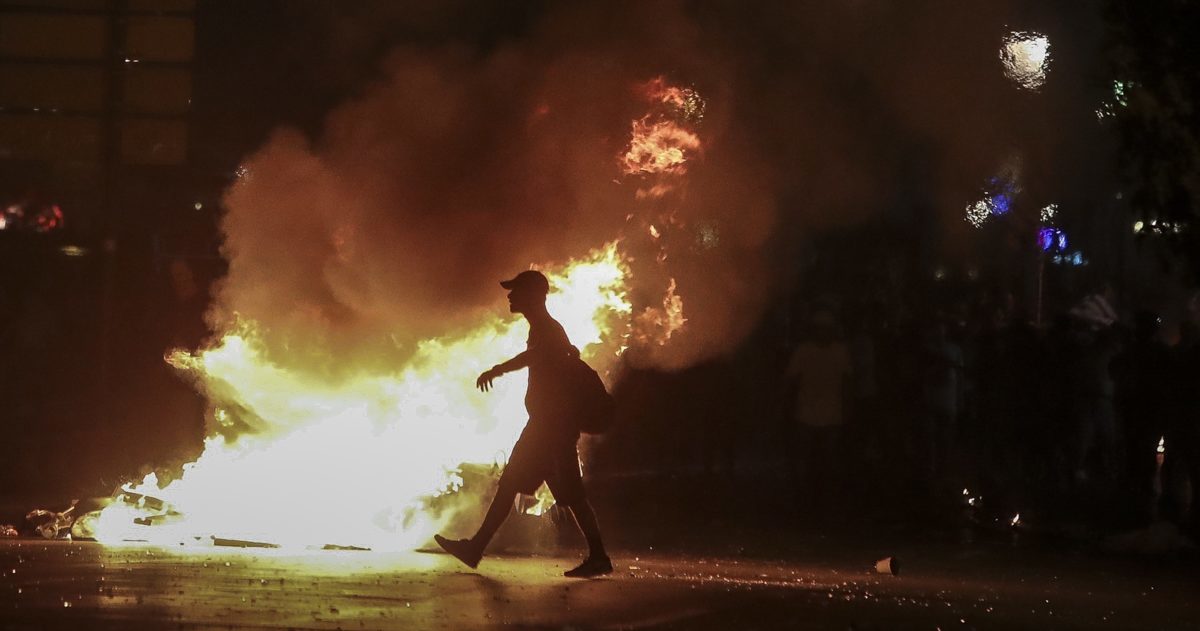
1001 31 1051 91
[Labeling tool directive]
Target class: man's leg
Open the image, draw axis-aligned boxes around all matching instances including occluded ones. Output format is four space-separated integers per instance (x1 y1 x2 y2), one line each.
472 485 518 549
563 498 613 578
552 449 612 578
435 483 518 569
567 499 607 559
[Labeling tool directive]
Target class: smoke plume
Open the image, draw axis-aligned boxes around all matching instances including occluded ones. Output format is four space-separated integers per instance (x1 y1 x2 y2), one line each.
213 0 1104 375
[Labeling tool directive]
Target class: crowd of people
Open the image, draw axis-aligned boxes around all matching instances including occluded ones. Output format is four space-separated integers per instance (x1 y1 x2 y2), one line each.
782 288 1200 538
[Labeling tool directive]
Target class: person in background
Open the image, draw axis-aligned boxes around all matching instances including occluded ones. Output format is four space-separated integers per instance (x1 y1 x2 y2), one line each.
1068 315 1121 487
1166 320 1200 535
1112 311 1171 524
785 309 851 503
918 318 963 487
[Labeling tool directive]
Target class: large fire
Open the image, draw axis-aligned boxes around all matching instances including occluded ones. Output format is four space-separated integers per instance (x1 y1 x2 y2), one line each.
94 77 704 550
95 245 632 549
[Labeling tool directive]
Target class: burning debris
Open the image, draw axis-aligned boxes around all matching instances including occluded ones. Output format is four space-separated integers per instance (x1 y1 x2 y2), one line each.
25 501 77 540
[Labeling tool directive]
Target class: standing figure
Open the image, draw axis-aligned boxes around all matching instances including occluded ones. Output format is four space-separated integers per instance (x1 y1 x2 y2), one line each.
785 310 851 502
435 270 612 578
919 319 963 485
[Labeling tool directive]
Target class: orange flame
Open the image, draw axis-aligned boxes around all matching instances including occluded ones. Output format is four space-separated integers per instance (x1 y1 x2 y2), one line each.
620 117 702 176
633 278 686 346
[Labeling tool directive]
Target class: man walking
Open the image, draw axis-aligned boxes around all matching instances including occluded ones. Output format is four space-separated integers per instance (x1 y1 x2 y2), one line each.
434 270 612 578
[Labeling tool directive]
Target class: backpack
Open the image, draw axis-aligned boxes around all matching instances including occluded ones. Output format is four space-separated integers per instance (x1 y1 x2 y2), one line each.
559 349 616 434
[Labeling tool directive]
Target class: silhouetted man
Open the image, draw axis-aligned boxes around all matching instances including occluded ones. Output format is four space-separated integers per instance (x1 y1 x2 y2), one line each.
434 270 612 578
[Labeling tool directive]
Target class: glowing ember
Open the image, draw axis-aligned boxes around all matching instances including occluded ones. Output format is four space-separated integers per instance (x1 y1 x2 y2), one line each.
96 244 633 550
1001 31 1050 91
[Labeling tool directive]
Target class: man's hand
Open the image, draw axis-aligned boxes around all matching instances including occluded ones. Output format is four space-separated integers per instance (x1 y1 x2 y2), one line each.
476 368 501 392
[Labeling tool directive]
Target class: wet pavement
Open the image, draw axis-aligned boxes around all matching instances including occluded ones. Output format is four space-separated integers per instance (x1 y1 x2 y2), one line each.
0 535 1197 630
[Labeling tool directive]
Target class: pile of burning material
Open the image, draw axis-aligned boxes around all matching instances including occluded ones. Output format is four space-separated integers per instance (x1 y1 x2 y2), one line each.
110 489 183 528
1 499 109 540
56 493 169 541
25 502 77 540
93 463 561 552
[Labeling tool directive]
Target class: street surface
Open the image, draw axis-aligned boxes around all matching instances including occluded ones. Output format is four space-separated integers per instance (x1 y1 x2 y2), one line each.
0 534 1197 630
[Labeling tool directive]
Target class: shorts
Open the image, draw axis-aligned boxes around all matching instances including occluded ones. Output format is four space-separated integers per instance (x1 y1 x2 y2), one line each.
498 422 585 507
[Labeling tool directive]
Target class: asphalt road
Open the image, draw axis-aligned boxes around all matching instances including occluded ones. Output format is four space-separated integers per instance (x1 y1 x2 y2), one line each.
0 535 1197 630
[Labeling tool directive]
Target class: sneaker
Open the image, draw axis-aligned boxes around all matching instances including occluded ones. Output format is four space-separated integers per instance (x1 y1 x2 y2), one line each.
564 554 613 578
434 534 481 569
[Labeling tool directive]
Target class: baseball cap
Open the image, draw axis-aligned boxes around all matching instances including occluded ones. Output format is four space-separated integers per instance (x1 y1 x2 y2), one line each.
500 270 550 295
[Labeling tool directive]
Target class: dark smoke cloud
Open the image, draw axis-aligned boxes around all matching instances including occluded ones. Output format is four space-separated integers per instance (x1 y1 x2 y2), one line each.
213 0 1105 374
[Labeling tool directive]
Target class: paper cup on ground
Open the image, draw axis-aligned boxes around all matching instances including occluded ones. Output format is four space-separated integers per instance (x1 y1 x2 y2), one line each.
874 556 899 576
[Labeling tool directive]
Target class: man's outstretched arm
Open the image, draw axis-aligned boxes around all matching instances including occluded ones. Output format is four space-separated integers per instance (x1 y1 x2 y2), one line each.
476 351 531 392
